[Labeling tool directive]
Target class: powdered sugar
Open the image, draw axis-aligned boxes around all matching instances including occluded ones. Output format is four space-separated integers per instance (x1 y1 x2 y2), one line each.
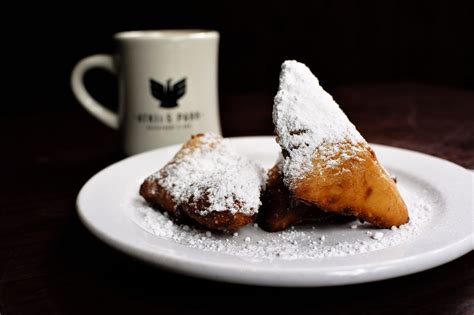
371 232 384 240
148 133 266 216
131 179 436 260
273 60 365 187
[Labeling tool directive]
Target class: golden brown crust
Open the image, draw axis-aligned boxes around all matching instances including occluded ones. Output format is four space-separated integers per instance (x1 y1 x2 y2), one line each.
178 188 257 231
292 144 409 228
258 165 350 232
184 209 256 232
140 178 183 218
140 177 256 232
139 133 258 232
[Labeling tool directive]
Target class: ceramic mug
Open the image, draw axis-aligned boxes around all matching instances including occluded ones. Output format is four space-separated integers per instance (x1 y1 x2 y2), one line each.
71 30 221 155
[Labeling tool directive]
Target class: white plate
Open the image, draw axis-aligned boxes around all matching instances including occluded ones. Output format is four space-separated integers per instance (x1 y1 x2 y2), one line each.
77 136 473 287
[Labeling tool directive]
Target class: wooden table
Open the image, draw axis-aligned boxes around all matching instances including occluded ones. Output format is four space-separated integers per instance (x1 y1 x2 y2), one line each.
1 83 473 314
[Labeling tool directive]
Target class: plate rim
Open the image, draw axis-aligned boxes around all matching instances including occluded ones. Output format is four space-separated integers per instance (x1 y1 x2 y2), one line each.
76 136 474 287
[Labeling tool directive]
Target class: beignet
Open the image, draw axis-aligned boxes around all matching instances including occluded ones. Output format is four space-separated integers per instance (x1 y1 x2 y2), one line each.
140 133 266 232
273 60 409 228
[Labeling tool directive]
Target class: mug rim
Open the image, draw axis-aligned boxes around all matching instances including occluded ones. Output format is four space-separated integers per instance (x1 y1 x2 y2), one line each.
114 29 219 40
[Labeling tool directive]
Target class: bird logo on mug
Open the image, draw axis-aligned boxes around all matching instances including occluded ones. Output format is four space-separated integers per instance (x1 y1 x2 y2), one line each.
150 78 186 108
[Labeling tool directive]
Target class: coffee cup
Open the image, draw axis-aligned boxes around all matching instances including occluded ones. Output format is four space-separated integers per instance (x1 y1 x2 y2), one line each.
71 29 221 155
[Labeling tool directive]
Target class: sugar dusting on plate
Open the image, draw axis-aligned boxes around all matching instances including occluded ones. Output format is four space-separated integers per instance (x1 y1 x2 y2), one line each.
130 182 435 260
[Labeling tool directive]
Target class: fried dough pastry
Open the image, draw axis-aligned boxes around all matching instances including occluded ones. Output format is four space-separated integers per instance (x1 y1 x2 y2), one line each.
140 133 266 232
258 162 352 232
273 60 409 228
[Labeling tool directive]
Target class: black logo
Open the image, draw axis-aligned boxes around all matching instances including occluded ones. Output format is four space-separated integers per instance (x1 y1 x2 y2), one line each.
150 78 186 108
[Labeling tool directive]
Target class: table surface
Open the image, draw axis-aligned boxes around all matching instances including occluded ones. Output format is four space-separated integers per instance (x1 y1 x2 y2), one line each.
1 83 473 315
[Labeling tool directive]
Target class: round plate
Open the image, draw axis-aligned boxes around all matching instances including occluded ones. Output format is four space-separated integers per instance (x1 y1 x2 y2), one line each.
77 136 473 287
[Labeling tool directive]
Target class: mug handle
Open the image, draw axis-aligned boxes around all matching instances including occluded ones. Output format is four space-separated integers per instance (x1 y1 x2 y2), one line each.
71 54 119 129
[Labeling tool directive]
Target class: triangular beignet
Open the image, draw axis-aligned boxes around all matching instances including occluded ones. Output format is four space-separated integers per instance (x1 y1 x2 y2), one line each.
273 60 409 228
140 133 266 231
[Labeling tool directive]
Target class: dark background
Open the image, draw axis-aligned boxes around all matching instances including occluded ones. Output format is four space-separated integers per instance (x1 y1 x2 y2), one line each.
2 2 473 315
9 1 474 115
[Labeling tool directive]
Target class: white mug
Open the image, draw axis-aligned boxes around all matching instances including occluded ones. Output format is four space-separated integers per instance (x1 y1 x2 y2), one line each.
71 30 221 155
